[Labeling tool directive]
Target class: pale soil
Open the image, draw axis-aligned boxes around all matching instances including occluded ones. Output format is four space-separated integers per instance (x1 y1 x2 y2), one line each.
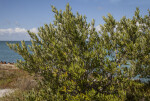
0 64 18 70
0 89 15 97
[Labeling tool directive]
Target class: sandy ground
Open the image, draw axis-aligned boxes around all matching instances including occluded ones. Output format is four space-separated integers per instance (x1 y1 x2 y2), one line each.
0 64 17 97
0 89 15 97
0 64 18 70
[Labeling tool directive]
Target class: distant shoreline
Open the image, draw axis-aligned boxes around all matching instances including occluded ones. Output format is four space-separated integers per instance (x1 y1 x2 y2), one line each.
0 61 14 64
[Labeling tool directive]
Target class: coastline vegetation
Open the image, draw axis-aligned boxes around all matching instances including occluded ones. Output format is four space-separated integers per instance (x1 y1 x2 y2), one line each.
4 3 150 101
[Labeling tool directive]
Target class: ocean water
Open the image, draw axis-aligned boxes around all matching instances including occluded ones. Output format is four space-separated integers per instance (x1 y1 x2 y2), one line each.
0 41 149 81
0 41 31 63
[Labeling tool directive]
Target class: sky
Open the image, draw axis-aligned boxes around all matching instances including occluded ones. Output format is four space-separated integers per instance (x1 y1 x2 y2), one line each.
0 0 149 41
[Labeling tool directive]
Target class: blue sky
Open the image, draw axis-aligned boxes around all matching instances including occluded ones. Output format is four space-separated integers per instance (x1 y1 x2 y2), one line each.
0 0 149 41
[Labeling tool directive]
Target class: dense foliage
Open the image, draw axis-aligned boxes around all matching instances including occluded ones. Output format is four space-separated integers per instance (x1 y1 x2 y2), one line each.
8 4 150 101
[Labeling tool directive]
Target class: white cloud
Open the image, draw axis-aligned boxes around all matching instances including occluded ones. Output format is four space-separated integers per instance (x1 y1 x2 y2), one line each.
0 27 38 35
29 28 38 33
0 28 13 35
0 27 38 41
14 28 26 33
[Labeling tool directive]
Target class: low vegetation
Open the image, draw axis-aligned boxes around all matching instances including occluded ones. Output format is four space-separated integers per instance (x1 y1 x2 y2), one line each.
0 64 38 100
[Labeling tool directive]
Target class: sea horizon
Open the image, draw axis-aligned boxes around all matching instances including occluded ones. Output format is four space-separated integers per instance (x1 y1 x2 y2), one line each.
0 41 31 63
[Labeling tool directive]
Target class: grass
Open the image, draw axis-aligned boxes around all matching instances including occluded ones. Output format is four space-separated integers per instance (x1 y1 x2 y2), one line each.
0 66 37 89
0 64 38 100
